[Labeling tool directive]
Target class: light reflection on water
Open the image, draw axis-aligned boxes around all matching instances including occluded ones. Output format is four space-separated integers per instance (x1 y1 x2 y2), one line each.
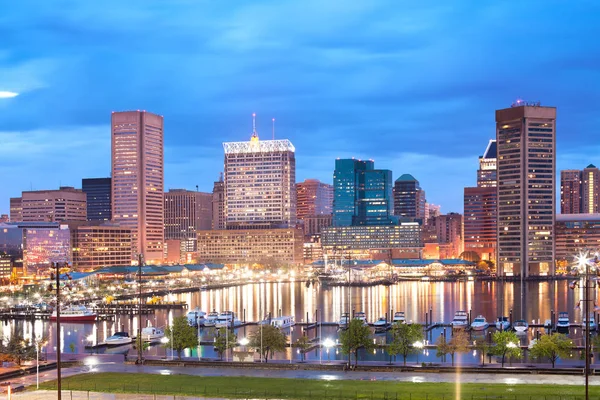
1 279 595 364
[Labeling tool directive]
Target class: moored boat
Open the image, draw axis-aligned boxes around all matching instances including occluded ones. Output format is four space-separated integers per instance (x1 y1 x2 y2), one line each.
451 311 468 329
470 315 489 331
513 319 529 334
186 308 206 327
556 312 570 332
495 316 510 331
203 311 219 327
338 312 350 329
269 315 295 329
141 325 165 342
393 311 406 324
50 305 96 322
354 311 368 326
104 332 132 346
373 317 389 333
215 311 242 328
582 314 597 331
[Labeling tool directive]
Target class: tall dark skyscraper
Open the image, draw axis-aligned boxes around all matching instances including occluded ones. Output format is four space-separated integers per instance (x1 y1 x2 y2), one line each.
393 174 426 220
332 159 396 227
82 178 112 221
496 101 556 277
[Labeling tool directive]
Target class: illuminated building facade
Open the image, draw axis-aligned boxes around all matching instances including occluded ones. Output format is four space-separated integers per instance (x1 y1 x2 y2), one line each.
296 179 333 221
223 117 296 229
464 139 497 261
71 223 132 270
212 176 225 230
111 111 164 263
164 189 212 252
393 174 426 220
555 214 600 263
303 214 333 237
197 228 303 264
560 165 600 215
0 254 11 283
496 102 556 277
14 187 86 222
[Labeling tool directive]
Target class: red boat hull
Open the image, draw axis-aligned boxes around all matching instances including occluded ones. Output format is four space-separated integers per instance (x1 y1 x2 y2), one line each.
50 315 97 322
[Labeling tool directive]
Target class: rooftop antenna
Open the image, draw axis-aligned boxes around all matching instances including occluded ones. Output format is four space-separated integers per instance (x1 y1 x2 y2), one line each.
272 118 275 140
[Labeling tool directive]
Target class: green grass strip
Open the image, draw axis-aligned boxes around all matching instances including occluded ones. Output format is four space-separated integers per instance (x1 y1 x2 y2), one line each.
38 372 595 399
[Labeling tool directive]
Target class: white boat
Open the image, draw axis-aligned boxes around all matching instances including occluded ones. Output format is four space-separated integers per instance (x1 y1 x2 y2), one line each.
393 311 406 324
451 311 469 329
50 305 96 322
582 315 597 331
203 311 219 327
354 311 368 326
513 319 529 334
338 312 350 329
104 332 132 346
543 319 552 329
556 312 570 332
528 338 537 350
214 311 242 328
269 315 295 329
373 317 389 333
470 315 489 331
186 308 206 327
495 316 510 331
141 325 164 342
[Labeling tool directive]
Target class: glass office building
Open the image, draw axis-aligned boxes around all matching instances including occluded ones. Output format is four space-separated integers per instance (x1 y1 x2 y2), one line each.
82 177 112 221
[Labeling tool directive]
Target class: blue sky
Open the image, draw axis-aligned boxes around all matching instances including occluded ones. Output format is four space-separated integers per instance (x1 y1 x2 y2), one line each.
1 1 599 215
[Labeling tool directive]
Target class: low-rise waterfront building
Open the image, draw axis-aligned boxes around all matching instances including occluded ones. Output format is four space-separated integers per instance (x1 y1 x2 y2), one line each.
197 228 303 265
555 214 600 270
70 222 132 270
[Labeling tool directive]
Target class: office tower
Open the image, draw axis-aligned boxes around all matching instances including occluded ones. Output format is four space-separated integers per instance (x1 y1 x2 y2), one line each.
164 189 212 252
561 170 582 214
477 140 497 187
393 174 426 220
15 187 86 222
332 159 396 227
69 221 132 270
212 176 225 230
296 179 333 221
82 178 112 221
0 254 11 283
496 101 556 277
464 139 498 261
582 165 600 213
424 203 441 222
303 215 333 237
9 198 22 222
111 111 164 263
223 116 296 229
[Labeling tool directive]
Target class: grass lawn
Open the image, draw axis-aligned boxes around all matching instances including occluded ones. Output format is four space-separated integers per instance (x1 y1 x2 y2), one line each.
38 372 595 399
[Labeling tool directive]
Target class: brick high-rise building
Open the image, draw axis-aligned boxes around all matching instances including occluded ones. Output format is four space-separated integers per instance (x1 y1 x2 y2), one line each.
212 176 225 230
464 139 497 261
14 187 87 222
164 189 212 252
111 111 164 263
496 101 555 277
561 170 582 214
296 179 333 221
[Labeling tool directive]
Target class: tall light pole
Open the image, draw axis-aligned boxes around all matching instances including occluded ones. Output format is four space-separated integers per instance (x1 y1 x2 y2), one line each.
573 251 598 400
137 253 144 365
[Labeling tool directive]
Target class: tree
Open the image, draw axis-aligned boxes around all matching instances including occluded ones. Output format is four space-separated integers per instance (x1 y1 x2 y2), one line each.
2 334 36 366
492 331 522 367
339 319 373 368
446 330 469 366
214 327 237 360
293 335 311 363
164 316 199 360
529 333 573 368
474 338 492 366
387 323 424 366
248 324 287 363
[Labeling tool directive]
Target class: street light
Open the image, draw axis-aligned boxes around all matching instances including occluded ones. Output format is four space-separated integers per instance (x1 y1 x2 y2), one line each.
413 341 424 364
571 251 599 400
323 338 334 362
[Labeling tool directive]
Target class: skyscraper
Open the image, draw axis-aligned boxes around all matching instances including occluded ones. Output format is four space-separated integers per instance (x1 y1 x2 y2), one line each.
296 179 333 221
496 101 556 277
82 177 112 221
560 170 582 214
582 164 600 213
333 159 396 227
212 176 225 230
223 116 296 229
464 139 497 261
111 111 164 263
164 189 212 252
393 174 426 220
9 197 22 222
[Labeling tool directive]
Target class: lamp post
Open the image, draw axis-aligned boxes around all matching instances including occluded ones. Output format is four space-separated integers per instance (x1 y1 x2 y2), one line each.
572 252 598 400
323 338 334 362
413 341 424 364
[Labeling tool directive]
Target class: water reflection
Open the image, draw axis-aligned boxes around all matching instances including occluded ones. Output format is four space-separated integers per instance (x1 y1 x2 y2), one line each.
1 279 597 364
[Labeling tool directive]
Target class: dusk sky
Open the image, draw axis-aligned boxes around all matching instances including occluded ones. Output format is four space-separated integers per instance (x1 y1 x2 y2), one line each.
1 1 600 215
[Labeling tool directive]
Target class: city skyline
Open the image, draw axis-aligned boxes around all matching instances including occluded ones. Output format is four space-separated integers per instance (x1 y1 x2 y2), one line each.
2 2 600 215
